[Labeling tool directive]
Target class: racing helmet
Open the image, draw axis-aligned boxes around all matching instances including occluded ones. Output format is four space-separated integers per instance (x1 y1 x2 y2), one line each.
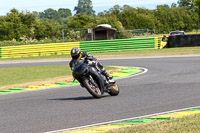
71 47 82 60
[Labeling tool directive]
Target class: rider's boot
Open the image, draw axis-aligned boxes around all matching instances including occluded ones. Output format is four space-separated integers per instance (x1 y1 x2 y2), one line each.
96 62 114 83
102 69 115 84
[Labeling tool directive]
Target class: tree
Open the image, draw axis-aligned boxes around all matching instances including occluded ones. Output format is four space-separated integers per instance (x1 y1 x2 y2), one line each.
171 3 177 8
1 9 33 40
39 8 59 20
58 8 72 18
0 8 63 41
74 0 95 16
178 0 193 7
154 4 198 33
191 0 200 19
118 7 155 30
108 5 121 16
178 0 200 23
67 13 95 28
37 8 72 25
19 11 36 28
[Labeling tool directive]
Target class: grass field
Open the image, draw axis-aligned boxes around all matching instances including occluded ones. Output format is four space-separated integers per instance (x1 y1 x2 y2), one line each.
0 65 70 87
107 114 200 133
0 65 116 88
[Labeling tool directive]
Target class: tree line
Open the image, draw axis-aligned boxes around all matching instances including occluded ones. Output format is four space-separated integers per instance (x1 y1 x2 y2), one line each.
0 0 199 42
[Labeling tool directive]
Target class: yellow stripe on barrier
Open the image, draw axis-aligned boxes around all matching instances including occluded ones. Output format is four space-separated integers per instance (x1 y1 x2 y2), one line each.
154 37 162 49
154 36 167 49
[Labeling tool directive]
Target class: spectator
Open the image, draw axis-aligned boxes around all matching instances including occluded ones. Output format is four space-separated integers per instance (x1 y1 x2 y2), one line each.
162 35 168 42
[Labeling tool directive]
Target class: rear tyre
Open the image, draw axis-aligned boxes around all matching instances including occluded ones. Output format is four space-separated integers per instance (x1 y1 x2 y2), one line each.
108 84 120 96
82 79 102 98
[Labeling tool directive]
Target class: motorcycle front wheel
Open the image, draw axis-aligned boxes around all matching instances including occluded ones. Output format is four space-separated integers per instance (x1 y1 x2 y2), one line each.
82 79 102 98
108 84 120 96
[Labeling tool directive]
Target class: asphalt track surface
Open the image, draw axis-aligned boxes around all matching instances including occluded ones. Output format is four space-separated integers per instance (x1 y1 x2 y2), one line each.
1 55 200 133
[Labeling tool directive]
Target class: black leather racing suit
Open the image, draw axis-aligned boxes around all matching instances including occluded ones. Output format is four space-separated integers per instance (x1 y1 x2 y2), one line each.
69 52 111 79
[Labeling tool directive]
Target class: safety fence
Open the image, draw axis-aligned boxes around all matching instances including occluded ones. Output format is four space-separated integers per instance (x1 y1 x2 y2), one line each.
0 37 163 59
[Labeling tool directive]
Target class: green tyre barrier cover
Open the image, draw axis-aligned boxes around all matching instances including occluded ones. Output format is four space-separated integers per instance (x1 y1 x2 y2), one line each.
80 38 155 53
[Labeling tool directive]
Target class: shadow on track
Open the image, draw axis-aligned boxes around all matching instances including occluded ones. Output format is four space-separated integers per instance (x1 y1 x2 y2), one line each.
48 95 110 101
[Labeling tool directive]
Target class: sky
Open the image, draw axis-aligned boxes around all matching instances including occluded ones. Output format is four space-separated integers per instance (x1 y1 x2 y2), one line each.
0 0 178 16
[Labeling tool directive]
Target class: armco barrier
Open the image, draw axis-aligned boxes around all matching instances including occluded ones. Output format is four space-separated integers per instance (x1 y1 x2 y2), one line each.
80 38 156 53
0 42 80 58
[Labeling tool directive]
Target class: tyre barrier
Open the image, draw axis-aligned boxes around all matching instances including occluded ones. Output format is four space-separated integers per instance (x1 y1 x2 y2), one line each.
0 66 144 95
0 37 163 59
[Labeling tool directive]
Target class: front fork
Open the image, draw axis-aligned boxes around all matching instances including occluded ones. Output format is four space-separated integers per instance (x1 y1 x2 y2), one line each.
88 76 98 88
77 75 98 89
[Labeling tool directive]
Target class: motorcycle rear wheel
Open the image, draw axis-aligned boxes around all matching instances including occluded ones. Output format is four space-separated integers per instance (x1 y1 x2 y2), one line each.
82 79 102 98
108 84 120 96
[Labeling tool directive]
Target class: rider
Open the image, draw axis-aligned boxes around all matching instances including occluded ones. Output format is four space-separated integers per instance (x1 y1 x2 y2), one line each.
69 47 113 81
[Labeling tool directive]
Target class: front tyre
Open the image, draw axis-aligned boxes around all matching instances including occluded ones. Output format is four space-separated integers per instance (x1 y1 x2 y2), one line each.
108 84 120 96
82 79 102 98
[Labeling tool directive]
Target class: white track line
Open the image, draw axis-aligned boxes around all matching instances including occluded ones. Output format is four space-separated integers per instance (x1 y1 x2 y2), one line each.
115 67 148 81
45 105 200 133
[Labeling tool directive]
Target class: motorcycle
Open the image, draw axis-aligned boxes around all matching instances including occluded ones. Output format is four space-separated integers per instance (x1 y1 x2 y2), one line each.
72 59 120 98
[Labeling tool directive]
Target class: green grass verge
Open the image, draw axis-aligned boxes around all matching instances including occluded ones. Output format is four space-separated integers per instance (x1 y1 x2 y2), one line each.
1 47 200 61
107 114 200 133
0 65 116 87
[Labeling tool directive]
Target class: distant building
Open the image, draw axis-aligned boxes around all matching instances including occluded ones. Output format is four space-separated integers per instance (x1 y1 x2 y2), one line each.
86 24 117 41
